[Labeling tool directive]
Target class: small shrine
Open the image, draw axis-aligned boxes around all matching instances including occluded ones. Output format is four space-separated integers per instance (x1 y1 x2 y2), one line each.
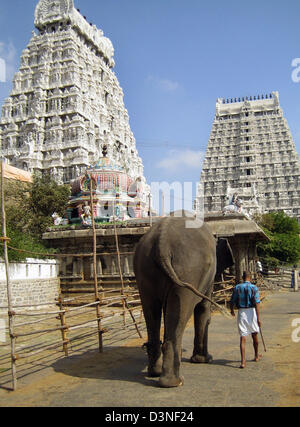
66 157 149 224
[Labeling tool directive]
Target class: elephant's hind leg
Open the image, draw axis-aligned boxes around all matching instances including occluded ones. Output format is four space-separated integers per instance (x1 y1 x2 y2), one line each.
140 286 163 377
159 290 193 388
190 296 213 364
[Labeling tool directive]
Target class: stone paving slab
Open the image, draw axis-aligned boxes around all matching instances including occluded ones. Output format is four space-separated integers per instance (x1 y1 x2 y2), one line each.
0 290 299 407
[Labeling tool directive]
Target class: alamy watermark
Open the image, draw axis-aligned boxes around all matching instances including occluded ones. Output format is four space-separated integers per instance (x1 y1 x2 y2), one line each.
291 58 300 83
0 319 6 343
291 318 300 343
0 57 6 83
150 181 204 228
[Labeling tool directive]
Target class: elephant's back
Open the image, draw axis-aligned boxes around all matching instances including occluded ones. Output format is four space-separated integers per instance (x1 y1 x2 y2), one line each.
134 217 216 274
159 216 215 251
159 217 216 284
134 216 216 294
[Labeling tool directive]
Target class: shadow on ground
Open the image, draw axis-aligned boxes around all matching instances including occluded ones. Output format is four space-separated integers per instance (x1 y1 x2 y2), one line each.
51 343 241 389
51 344 161 387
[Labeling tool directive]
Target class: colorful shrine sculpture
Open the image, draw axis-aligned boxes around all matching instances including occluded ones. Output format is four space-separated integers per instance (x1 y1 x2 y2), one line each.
67 157 149 224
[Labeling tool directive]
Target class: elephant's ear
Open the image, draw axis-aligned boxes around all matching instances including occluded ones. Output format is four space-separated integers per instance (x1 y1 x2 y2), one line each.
215 238 234 280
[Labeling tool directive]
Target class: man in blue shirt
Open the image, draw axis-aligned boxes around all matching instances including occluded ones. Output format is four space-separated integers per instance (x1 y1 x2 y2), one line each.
230 271 262 369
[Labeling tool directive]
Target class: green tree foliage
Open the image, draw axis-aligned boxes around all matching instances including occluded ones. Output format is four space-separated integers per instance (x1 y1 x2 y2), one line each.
5 224 55 262
1 174 70 261
255 211 300 266
28 174 70 237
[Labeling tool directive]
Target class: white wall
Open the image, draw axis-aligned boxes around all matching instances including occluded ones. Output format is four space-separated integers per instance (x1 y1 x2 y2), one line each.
0 258 59 281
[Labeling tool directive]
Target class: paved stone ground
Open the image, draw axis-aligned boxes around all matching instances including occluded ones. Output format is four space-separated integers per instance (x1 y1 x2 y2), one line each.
0 290 299 407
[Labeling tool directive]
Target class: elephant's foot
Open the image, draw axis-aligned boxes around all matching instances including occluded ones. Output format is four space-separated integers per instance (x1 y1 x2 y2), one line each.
144 342 162 377
190 353 213 364
159 375 184 388
148 362 162 377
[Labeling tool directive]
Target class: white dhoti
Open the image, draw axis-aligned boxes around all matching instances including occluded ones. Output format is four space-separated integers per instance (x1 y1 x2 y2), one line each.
237 308 259 337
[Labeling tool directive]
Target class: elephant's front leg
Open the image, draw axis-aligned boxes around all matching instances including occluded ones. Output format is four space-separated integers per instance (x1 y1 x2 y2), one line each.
190 297 213 364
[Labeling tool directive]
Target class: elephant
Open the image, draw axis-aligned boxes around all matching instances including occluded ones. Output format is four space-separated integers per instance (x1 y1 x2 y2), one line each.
133 215 234 388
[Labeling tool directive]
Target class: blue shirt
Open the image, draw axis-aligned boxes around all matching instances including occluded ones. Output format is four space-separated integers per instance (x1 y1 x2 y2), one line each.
230 281 260 309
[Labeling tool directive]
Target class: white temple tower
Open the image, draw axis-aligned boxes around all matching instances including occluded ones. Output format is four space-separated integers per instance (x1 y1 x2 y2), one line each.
0 0 148 195
199 92 300 220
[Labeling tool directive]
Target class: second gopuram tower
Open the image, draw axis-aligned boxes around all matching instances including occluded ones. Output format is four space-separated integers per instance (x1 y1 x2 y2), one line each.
200 92 300 220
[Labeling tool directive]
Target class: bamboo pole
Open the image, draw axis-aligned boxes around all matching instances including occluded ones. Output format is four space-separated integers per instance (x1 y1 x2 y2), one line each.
11 324 68 338
113 200 126 326
0 160 17 390
0 244 135 259
89 173 103 352
60 279 136 286
58 295 69 356
294 269 299 292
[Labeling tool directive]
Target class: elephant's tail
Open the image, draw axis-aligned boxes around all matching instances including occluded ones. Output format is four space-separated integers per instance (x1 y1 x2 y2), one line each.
158 218 231 319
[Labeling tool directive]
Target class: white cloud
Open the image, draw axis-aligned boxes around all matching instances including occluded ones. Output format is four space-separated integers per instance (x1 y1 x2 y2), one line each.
147 75 180 92
156 149 205 172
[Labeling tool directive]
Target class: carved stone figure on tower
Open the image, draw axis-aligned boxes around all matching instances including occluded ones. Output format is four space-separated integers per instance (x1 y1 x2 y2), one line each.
35 0 74 27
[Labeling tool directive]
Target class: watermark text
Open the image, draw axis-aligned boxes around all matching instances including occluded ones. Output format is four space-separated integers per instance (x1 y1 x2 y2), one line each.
0 57 6 83
291 58 300 83
291 318 300 343
150 181 204 228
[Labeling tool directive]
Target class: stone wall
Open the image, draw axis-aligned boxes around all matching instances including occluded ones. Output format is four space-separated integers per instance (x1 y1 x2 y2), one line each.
0 278 60 312
0 259 60 311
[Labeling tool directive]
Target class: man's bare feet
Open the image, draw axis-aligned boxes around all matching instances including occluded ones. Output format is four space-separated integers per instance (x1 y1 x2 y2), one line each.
239 362 246 369
253 354 262 362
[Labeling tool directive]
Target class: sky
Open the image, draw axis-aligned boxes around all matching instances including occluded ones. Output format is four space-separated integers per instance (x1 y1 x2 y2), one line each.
1 0 300 212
